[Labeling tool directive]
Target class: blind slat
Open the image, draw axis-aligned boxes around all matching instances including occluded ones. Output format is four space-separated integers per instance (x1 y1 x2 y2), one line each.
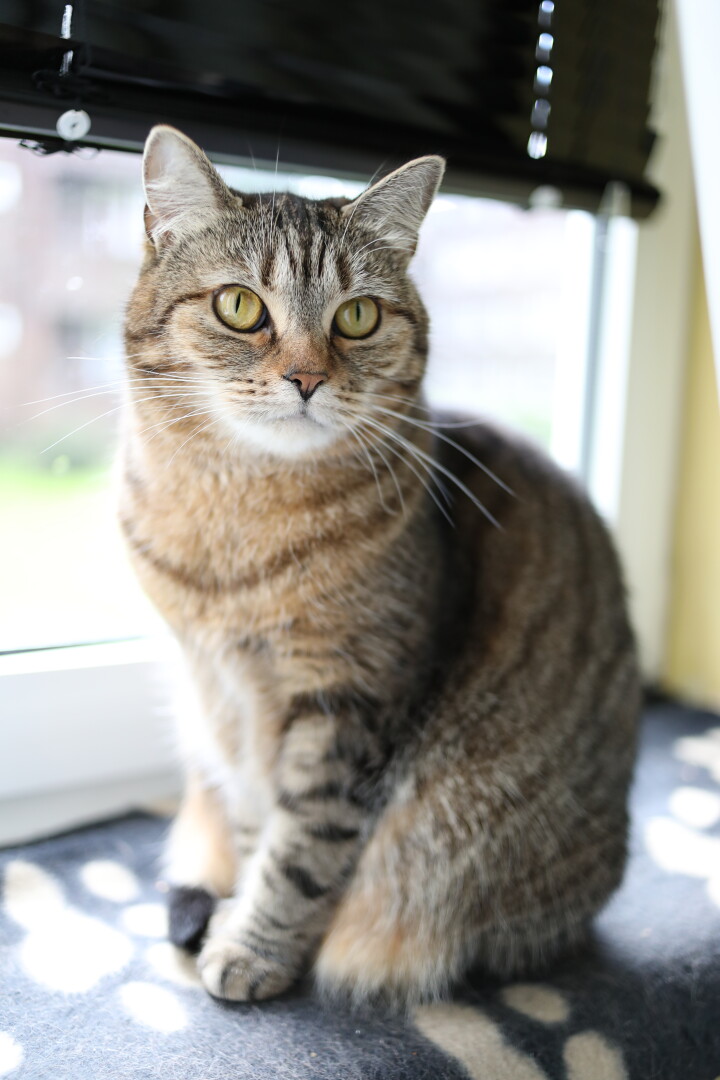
0 0 661 218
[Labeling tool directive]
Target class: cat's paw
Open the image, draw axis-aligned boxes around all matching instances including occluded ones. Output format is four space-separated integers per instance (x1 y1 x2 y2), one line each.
197 936 296 1002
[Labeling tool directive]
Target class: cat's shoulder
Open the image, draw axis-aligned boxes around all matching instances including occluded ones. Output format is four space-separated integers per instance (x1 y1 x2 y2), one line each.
431 410 577 492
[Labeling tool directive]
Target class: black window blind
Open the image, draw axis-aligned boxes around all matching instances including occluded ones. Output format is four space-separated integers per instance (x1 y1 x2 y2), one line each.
0 0 661 217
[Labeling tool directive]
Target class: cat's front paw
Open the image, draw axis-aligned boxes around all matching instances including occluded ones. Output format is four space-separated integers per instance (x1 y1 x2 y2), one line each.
198 935 296 1002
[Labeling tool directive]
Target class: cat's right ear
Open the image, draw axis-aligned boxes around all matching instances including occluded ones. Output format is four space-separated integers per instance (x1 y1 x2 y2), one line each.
142 126 238 248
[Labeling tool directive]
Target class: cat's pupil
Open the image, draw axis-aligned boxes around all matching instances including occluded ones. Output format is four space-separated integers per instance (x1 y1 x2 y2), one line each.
235 292 242 314
354 301 361 323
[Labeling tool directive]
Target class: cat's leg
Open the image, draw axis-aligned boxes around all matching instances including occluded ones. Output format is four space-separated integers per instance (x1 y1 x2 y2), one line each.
313 792 469 1004
314 773 627 1005
165 773 238 952
166 650 272 951
197 707 374 1001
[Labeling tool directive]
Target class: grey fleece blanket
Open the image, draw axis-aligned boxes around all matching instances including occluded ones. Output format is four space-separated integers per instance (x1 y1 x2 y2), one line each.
1 698 719 1079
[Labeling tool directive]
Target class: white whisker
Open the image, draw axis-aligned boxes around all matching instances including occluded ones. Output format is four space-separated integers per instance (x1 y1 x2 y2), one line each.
336 417 394 516
138 407 213 443
352 416 454 527
369 405 515 497
359 414 501 529
166 414 225 468
40 405 125 453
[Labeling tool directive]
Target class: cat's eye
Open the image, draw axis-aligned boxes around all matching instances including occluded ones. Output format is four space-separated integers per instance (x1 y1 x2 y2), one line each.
213 286 266 332
333 297 380 339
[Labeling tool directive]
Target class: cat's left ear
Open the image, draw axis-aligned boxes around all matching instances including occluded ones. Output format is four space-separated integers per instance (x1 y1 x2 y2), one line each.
340 156 445 260
142 125 237 248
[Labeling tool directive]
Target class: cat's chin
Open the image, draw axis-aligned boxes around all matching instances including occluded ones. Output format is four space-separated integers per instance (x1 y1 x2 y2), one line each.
230 415 344 460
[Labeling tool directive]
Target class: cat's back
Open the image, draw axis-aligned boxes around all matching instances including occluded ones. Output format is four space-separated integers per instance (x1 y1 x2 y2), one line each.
435 412 628 604
430 414 639 727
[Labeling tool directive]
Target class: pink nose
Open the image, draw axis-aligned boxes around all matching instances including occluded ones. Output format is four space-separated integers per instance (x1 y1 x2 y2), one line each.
283 371 327 402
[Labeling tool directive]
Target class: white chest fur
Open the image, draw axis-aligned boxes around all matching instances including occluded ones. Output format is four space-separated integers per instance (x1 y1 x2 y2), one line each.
172 645 277 827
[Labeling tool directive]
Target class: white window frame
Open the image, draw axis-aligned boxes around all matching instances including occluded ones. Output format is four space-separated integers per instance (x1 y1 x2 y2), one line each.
0 640 180 845
0 3 698 845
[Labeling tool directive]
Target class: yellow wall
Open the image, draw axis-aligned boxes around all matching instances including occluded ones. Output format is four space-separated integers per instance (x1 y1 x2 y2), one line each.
664 256 720 709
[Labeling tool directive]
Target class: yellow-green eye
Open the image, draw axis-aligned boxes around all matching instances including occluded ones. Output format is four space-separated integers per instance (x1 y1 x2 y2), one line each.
334 297 380 339
213 286 266 331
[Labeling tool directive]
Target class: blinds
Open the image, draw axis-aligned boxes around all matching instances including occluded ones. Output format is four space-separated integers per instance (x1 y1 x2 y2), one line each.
0 0 661 217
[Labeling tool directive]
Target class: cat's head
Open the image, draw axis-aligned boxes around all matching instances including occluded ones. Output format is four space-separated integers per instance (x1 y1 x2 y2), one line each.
125 125 444 460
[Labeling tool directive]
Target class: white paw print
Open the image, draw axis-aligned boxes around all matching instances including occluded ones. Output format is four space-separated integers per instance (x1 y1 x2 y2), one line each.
1 855 203 1073
674 727 720 784
0 1033 24 1077
4 860 133 993
644 729 720 906
415 987 628 1080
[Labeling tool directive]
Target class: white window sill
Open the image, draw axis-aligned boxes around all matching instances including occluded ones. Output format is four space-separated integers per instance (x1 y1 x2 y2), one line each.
0 639 181 846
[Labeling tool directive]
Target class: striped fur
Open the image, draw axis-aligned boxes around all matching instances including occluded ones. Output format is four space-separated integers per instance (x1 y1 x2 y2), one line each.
119 126 640 1007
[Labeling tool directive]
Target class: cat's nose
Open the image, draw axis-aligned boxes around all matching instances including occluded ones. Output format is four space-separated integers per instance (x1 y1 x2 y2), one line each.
283 371 327 402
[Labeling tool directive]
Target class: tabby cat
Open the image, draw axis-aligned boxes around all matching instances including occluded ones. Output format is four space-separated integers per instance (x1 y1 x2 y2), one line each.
119 125 639 1006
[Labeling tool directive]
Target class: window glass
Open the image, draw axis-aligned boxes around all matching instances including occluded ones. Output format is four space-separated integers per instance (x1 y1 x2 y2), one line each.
0 141 593 652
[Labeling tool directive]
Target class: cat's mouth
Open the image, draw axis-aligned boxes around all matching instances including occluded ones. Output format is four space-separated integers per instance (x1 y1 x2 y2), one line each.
228 407 342 458
277 408 322 426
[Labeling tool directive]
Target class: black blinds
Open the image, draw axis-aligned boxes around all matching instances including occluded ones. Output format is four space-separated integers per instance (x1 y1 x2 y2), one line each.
0 0 661 217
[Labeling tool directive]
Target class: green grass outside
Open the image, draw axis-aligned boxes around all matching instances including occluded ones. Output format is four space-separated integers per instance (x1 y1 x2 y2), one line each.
0 459 155 652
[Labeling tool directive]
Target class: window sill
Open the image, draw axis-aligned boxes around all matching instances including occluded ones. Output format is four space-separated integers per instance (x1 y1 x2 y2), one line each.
0 639 182 846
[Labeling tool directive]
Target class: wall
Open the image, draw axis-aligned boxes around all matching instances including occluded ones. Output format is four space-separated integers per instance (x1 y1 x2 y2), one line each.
664 256 720 710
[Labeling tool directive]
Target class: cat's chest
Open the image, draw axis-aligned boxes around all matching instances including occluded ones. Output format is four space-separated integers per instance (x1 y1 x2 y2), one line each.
120 464 299 624
120 454 377 650
176 645 281 821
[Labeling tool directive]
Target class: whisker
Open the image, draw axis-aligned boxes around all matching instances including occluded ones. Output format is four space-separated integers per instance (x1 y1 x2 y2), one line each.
37 386 214 452
59 359 212 389
24 385 209 423
363 392 490 429
166 414 225 468
359 414 501 529
19 380 124 406
40 404 125 453
354 417 454 528
24 387 125 420
369 405 515 497
359 422 407 517
360 391 432 413
139 407 213 443
336 417 394 516
338 404 450 504
369 375 423 389
355 422 406 517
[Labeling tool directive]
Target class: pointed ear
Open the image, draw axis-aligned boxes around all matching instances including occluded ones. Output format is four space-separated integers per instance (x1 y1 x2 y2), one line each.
142 125 237 247
341 155 445 258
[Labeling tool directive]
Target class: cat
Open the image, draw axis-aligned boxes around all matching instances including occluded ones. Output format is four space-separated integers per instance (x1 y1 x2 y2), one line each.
119 124 640 1006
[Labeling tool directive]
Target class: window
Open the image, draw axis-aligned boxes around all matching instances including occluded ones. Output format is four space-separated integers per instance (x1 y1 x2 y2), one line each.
1 140 594 655
0 0 698 857
0 137 619 844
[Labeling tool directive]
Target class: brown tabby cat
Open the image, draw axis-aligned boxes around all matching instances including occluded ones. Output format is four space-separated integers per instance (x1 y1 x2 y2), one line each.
119 125 639 1006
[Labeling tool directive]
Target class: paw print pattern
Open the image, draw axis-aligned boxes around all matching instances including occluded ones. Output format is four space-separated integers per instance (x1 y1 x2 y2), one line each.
4 860 133 993
415 987 628 1080
119 982 188 1034
674 727 720 784
0 1033 24 1078
644 728 720 908
2 854 202 1064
